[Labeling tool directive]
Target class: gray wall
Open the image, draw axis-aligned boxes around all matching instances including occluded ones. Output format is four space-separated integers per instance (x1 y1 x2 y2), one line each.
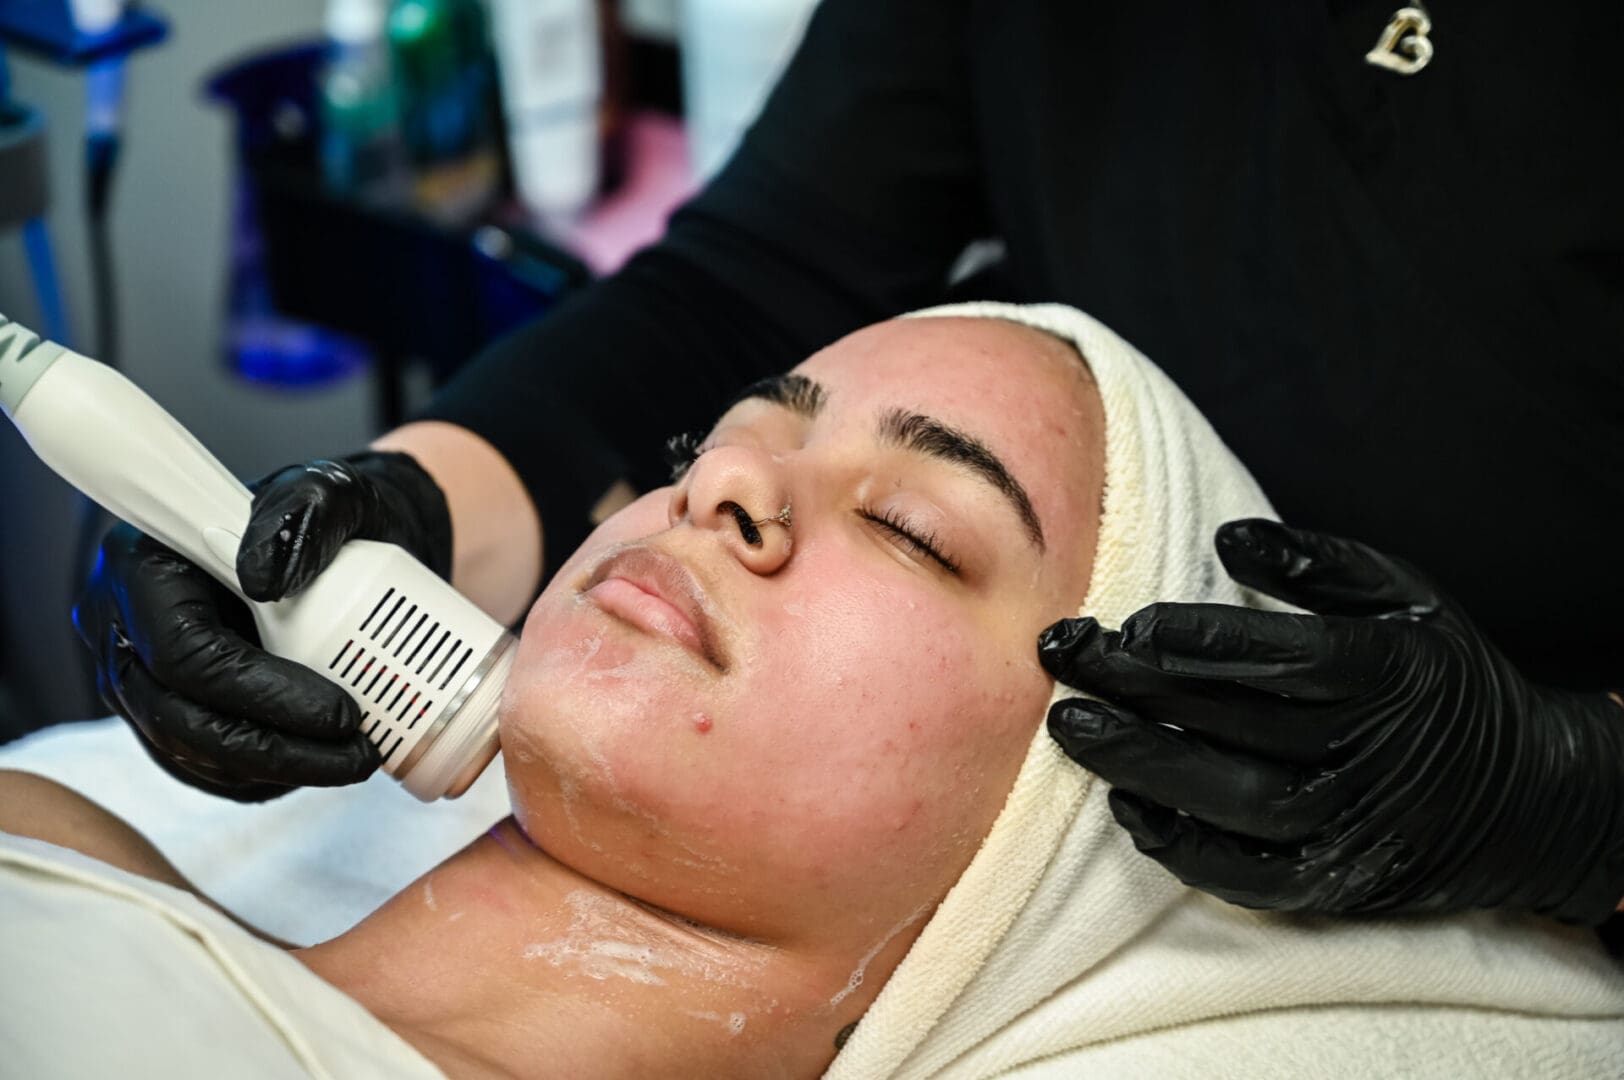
0 1 377 736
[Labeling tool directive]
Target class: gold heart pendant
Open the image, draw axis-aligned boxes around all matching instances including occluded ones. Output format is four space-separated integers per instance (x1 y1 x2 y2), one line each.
1365 7 1434 75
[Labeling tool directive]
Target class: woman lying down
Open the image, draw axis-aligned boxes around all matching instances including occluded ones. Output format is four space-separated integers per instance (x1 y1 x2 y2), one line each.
2 303 1621 1079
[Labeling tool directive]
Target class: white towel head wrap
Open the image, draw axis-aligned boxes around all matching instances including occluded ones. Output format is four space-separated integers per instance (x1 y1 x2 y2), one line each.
824 302 1624 1079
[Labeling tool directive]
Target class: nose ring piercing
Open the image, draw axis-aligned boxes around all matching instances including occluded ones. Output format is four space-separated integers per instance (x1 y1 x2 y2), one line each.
750 504 792 531
723 501 792 547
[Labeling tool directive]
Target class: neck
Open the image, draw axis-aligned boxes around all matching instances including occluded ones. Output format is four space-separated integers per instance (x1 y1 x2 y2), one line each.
296 819 908 1079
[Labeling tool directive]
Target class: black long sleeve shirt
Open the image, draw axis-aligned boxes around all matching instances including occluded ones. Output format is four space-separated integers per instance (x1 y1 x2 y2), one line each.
423 0 1624 692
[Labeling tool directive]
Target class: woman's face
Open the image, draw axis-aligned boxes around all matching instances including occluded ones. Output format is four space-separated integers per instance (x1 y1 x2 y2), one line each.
501 317 1105 945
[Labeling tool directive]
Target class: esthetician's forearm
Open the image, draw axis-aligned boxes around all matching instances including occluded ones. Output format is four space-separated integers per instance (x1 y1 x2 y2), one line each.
371 421 543 627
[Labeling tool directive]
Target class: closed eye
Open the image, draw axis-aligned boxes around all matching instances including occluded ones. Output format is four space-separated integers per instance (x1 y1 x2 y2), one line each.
859 506 960 575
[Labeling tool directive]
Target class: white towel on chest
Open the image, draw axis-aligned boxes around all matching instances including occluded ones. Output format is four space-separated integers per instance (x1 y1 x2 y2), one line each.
825 302 1624 1079
0 831 444 1079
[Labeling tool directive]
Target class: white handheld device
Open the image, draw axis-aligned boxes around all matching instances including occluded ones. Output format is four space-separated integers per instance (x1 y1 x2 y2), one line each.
0 314 512 800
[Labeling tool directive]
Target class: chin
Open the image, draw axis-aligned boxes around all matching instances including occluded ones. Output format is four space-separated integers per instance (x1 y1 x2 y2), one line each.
497 631 713 841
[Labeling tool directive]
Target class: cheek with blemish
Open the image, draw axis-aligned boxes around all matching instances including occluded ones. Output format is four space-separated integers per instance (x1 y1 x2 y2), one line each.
495 508 1052 928
697 602 1022 882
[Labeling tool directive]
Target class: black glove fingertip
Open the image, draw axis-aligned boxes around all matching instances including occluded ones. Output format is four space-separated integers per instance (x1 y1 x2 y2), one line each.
325 734 383 786
1047 696 1116 748
1039 615 1098 656
235 526 302 602
1107 788 1178 851
1215 518 1294 572
281 733 382 788
1038 617 1104 682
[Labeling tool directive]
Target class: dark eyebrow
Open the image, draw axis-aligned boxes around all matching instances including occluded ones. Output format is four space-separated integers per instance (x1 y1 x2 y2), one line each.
726 376 1045 550
877 408 1046 551
726 373 827 419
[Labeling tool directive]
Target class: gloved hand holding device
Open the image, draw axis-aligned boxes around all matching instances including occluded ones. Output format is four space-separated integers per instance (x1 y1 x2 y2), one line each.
1041 518 1624 925
73 452 454 801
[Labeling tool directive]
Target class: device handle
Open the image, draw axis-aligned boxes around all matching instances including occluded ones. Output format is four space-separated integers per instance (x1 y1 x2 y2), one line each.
7 345 254 596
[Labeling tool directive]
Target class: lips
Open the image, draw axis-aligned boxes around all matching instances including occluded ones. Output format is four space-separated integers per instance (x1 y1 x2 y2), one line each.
582 546 728 670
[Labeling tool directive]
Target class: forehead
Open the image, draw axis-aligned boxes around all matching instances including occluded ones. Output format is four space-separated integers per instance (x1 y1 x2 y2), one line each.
794 316 1084 402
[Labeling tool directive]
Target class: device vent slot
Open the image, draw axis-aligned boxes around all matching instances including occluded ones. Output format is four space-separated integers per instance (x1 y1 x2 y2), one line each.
426 637 462 686
340 648 365 680
408 700 433 730
380 603 418 652
404 620 439 668
363 713 380 739
380 733 405 765
364 664 390 697
358 588 395 635
393 612 430 659
371 595 407 641
416 629 451 676
351 657 376 688
396 691 420 725
438 646 474 691
329 639 354 670
374 673 401 705
388 681 410 711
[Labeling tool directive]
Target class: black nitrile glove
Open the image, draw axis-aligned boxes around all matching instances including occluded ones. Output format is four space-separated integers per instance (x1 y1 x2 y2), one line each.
72 452 452 800
1040 518 1624 925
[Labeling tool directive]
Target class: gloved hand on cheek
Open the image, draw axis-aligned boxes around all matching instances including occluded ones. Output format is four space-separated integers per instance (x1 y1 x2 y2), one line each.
1040 518 1624 925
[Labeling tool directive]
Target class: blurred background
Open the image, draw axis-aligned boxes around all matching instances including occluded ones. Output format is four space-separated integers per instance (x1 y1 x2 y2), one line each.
0 0 819 741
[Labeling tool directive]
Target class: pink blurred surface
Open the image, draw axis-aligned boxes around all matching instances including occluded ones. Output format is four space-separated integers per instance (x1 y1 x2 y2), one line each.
545 112 699 276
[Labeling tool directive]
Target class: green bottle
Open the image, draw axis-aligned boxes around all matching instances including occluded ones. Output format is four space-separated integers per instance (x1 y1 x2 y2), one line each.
389 0 499 216
320 0 408 198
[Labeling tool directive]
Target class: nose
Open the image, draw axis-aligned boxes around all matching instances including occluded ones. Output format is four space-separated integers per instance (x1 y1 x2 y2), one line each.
668 444 792 574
